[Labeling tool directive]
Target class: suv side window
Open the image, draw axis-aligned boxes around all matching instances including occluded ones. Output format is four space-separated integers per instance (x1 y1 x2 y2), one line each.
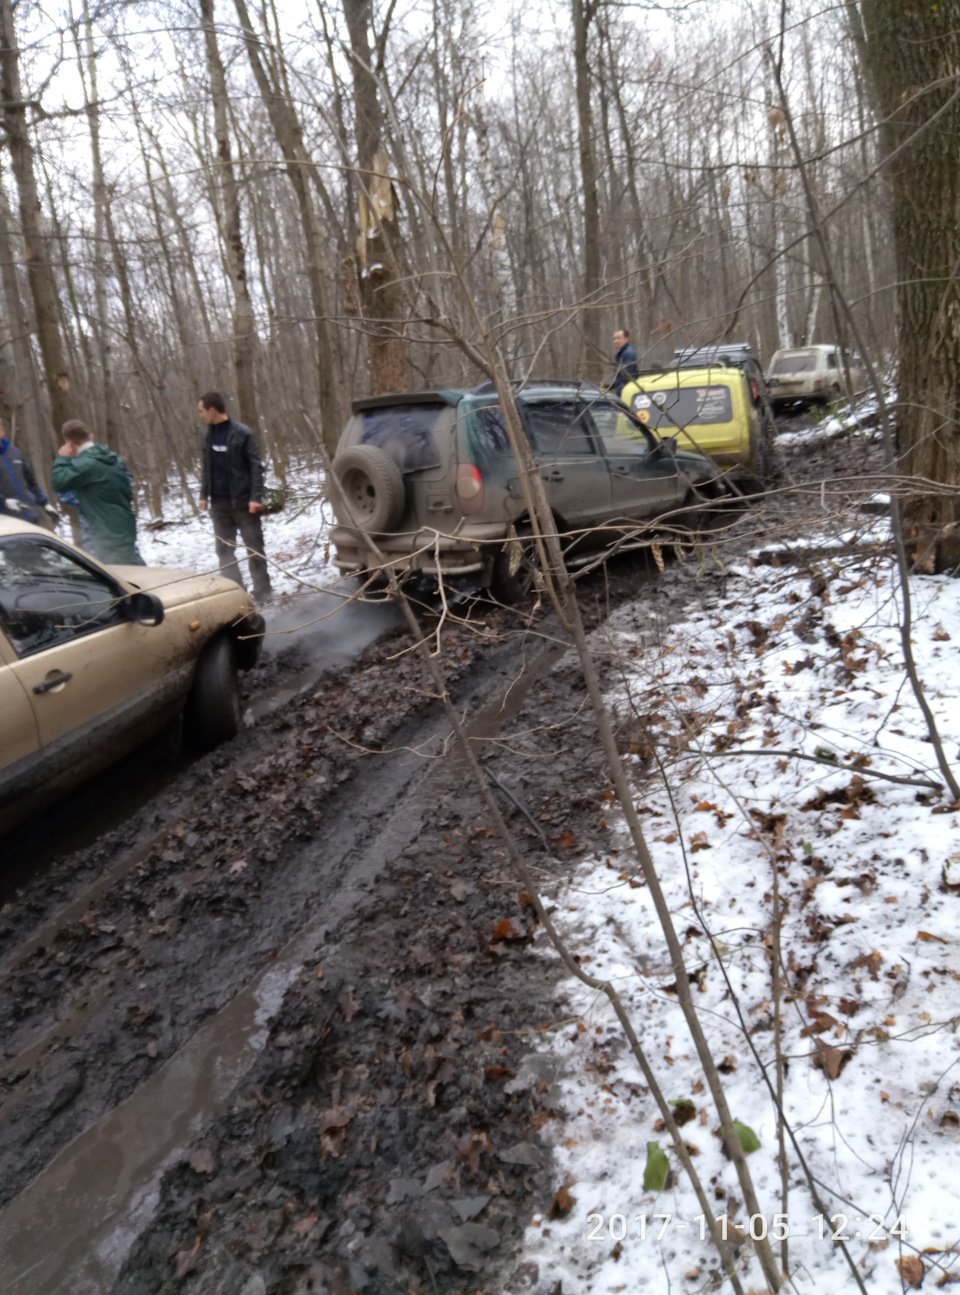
826 352 838 368
0 536 125 658
587 401 653 456
522 402 596 455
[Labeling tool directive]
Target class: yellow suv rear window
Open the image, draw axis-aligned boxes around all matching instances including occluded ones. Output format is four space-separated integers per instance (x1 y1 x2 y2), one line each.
630 385 733 429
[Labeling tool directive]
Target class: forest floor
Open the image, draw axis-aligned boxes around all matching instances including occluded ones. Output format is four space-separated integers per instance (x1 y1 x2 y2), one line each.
3 406 955 1295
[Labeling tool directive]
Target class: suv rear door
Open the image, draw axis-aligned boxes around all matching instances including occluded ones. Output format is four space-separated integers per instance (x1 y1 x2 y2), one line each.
354 400 457 532
517 399 611 541
586 399 685 519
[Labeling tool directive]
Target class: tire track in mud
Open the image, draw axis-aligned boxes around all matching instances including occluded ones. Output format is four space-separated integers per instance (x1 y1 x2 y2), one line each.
0 617 531 1194
0 596 588 1295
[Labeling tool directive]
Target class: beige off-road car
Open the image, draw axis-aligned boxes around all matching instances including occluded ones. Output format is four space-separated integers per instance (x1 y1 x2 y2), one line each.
767 345 866 409
0 516 264 833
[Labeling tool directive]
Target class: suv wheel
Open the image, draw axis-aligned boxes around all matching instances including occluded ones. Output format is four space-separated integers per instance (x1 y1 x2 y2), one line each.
333 445 405 532
186 634 242 751
488 527 538 604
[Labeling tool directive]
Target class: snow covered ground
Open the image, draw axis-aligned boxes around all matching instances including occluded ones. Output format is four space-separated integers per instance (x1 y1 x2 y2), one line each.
776 387 892 452
135 466 340 599
520 545 960 1294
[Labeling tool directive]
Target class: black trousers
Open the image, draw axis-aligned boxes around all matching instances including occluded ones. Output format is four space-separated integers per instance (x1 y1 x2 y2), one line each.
210 500 272 601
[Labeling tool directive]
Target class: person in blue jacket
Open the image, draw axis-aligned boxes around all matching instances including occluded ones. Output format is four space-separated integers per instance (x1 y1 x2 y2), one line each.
0 423 58 526
610 328 639 396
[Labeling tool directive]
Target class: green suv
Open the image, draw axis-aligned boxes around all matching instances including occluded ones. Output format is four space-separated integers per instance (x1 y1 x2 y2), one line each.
330 381 725 600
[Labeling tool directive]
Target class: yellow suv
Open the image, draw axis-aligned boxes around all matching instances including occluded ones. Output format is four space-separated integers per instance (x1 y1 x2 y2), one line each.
619 365 760 481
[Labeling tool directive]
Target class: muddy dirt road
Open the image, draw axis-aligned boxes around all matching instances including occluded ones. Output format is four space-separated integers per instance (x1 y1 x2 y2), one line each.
0 428 884 1294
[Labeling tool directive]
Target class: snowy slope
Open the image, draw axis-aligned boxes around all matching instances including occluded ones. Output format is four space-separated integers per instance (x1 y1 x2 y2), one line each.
520 548 960 1294
135 468 340 598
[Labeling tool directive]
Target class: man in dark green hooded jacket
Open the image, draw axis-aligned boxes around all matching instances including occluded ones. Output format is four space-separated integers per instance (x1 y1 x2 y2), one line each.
51 420 144 565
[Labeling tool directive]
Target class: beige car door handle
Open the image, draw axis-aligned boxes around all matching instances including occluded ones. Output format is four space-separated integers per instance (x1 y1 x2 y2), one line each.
33 671 73 694
541 468 564 482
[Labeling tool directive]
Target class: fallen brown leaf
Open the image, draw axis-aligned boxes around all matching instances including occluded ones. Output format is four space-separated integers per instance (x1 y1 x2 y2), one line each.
549 1184 577 1219
896 1255 924 1288
811 1038 853 1079
848 949 883 981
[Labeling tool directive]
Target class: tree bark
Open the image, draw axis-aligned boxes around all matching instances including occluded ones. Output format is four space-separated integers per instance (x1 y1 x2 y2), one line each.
572 0 601 378
0 162 48 471
233 0 342 449
343 0 408 395
80 2 120 450
200 0 260 432
857 0 960 569
0 0 73 431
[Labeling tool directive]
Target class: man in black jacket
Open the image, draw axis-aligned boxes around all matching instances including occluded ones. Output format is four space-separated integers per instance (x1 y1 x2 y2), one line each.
610 328 639 396
198 391 273 603
0 424 58 527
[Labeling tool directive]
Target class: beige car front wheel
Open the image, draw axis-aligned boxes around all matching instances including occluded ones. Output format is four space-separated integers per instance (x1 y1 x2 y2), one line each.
186 635 241 751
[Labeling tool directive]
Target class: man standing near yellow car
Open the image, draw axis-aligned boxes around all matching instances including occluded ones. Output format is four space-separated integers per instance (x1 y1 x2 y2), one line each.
610 328 639 396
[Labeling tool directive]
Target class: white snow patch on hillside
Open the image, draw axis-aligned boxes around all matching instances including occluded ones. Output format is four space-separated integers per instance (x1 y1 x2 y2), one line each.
136 470 339 598
519 551 960 1294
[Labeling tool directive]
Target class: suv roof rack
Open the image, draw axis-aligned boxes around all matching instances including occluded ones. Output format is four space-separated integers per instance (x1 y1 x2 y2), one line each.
470 378 604 396
674 343 755 361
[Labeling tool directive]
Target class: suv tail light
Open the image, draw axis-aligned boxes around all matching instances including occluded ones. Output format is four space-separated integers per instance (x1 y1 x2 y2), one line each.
749 379 759 402
456 463 485 515
813 379 822 390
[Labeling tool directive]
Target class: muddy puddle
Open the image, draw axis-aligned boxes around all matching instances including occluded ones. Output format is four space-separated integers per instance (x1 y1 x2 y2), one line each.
0 956 303 1294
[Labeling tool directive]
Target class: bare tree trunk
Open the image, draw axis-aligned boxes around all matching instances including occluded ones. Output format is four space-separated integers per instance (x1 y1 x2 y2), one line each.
233 0 342 449
572 0 601 376
200 0 260 431
71 0 121 449
0 0 73 430
0 163 47 471
857 0 960 569
769 111 792 350
802 268 823 346
473 98 515 326
103 202 164 517
343 0 408 395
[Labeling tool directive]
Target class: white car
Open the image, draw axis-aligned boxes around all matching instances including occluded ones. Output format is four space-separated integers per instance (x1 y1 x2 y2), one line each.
766 345 865 409
0 516 264 833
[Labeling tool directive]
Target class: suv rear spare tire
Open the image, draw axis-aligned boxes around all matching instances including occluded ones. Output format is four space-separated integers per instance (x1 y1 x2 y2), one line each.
186 634 242 751
333 445 406 533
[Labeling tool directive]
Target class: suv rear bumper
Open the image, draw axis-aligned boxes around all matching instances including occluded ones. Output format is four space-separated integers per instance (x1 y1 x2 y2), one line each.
331 522 508 580
769 381 816 399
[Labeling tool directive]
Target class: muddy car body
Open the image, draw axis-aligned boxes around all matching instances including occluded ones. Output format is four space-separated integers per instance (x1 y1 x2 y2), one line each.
330 381 724 596
766 344 866 408
0 517 264 833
